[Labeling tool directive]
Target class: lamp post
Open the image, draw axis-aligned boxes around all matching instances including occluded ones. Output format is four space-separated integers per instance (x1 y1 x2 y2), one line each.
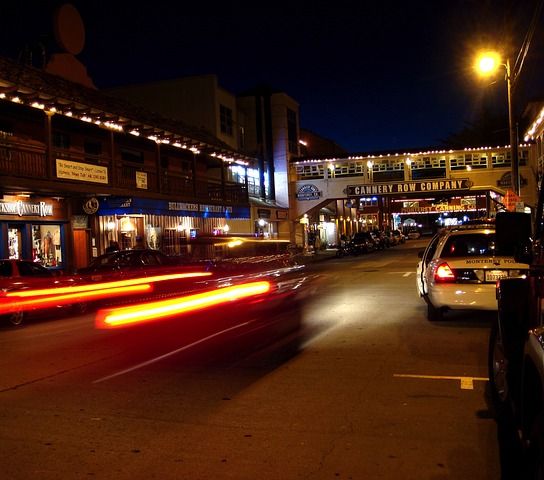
475 51 519 195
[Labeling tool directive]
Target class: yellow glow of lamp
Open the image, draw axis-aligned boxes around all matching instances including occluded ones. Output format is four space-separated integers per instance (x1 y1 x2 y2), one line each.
475 51 501 76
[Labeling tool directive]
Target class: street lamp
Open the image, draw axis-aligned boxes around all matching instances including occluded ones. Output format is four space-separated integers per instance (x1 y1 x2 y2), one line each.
475 51 519 195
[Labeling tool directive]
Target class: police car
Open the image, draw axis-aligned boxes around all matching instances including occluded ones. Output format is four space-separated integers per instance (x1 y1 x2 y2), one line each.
416 222 529 321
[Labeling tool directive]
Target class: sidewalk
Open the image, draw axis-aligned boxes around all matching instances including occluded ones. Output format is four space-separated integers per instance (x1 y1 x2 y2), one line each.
294 248 338 265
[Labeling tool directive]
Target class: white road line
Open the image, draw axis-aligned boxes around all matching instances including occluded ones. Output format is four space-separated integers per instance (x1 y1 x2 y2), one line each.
386 271 414 277
93 321 251 383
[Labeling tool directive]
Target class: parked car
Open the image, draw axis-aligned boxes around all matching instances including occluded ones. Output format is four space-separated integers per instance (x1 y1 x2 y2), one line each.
407 227 422 240
488 211 543 478
392 229 406 244
416 222 528 321
80 239 295 279
0 259 81 326
78 249 186 280
349 232 376 255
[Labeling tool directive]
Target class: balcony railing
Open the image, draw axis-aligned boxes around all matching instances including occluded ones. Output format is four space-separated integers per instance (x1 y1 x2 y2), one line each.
0 137 248 205
0 139 47 178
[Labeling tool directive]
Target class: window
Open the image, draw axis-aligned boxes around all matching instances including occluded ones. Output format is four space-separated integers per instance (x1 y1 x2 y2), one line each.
53 132 70 149
287 108 298 154
220 105 233 136
450 153 487 170
0 119 13 137
120 148 144 164
442 233 495 258
239 126 245 150
84 140 102 156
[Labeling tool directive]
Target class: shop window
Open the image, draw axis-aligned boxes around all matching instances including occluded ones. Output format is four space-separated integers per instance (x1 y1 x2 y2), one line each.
32 224 62 267
8 226 23 259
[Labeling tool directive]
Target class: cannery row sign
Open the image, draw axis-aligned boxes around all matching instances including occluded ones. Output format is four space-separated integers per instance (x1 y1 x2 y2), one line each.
347 179 471 196
0 200 53 216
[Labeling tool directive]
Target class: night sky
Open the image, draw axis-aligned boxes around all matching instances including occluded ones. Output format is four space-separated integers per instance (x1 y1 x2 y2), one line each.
1 1 543 154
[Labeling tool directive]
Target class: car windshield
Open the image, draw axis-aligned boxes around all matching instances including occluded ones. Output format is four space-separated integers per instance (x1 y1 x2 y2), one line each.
441 233 496 258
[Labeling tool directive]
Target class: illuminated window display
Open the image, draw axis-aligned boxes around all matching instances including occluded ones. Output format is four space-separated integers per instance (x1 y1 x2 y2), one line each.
8 226 22 259
32 224 63 267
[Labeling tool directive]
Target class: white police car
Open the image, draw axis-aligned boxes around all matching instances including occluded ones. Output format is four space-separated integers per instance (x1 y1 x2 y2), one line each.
416 223 528 321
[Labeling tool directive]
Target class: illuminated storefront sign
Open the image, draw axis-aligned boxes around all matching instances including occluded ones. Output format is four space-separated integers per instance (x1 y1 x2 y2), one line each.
56 159 108 184
347 179 471 196
399 205 477 214
0 200 53 217
200 204 233 213
99 197 246 218
168 202 199 212
296 184 321 200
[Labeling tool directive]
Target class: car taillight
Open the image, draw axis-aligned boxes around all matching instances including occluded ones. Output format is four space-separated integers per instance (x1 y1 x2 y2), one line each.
434 262 456 282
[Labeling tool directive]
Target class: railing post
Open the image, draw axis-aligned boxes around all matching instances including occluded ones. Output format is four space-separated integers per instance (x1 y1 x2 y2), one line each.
44 111 54 180
109 130 116 187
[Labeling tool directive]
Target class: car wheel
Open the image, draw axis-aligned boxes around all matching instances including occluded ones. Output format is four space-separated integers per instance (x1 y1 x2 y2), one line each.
6 310 24 326
488 322 510 414
427 301 443 321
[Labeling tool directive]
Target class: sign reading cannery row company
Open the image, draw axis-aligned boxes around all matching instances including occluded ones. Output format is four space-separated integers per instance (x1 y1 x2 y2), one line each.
347 179 472 196
0 200 53 216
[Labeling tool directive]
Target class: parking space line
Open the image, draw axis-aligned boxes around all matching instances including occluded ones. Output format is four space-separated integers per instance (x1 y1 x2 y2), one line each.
394 373 488 390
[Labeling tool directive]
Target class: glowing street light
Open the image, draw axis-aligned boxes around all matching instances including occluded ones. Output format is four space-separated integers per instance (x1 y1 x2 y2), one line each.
475 50 519 195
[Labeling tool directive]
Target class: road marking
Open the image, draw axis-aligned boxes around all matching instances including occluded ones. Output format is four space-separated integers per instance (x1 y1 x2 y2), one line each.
394 373 488 390
386 271 414 277
93 321 251 384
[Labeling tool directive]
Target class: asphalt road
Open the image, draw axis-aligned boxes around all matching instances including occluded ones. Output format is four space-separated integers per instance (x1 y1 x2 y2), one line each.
0 240 502 479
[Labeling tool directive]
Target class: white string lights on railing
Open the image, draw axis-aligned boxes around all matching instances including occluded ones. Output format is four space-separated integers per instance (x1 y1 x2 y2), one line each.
525 105 544 142
0 89 252 167
293 144 531 167
103 121 123 131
